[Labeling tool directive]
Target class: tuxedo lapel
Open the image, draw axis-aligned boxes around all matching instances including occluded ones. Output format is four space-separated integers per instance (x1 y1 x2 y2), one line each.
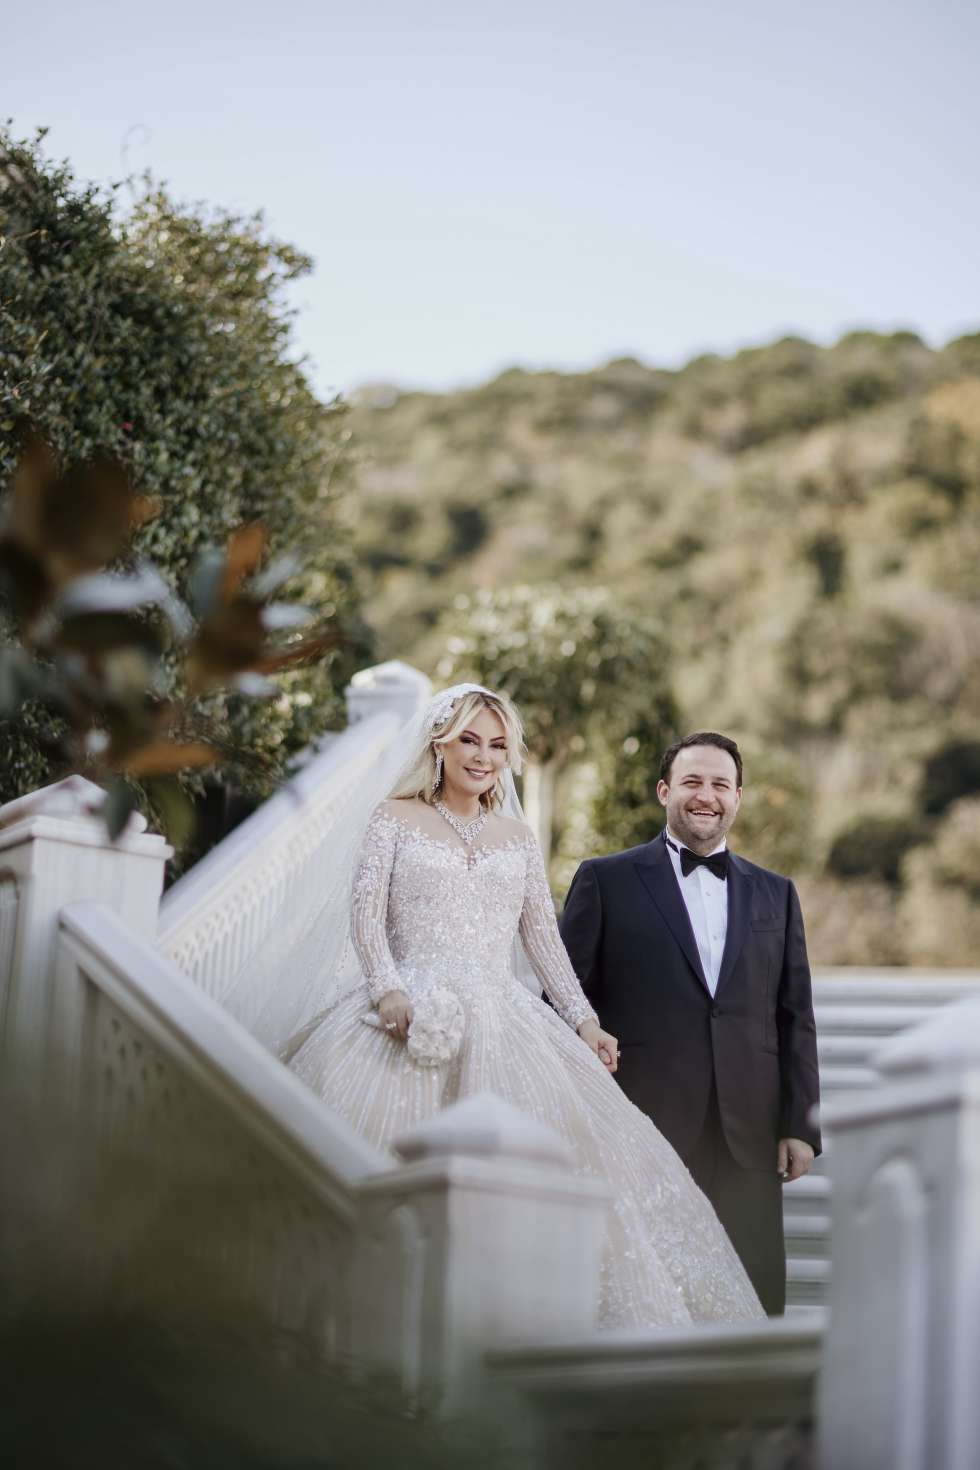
633 837 711 995
716 853 753 995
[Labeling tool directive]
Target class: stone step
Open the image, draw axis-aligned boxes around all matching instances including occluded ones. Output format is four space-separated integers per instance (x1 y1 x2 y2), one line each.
807 1151 829 1179
817 1033 884 1065
783 1173 830 1217
780 974 980 1309
812 971 980 1008
813 1003 948 1036
488 1317 824 1460
786 1256 830 1308
815 1062 880 1092
785 1302 823 1321
784 1214 829 1259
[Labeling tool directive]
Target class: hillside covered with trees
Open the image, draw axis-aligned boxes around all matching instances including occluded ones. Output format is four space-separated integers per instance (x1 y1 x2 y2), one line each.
349 332 980 966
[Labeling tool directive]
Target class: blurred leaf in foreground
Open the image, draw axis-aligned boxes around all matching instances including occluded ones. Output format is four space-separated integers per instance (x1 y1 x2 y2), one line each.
0 442 343 847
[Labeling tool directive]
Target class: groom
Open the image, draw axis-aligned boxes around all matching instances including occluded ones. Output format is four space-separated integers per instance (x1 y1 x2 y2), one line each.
559 732 821 1315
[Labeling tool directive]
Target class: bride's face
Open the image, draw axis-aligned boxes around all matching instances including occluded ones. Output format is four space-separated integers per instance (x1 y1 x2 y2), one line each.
439 706 508 802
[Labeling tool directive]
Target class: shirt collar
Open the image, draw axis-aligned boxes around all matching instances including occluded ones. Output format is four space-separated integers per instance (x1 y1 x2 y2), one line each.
665 826 728 857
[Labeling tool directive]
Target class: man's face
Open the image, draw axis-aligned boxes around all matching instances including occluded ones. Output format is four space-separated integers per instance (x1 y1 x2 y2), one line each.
657 744 741 852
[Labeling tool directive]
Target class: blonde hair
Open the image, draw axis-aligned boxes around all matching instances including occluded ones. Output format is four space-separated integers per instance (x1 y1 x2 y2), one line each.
389 689 525 811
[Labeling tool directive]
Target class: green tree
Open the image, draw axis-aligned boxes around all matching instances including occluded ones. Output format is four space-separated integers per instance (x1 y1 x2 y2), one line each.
589 706 677 856
433 584 675 865
0 128 370 815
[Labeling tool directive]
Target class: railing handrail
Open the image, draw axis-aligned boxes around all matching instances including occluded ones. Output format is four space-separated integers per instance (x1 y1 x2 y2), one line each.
61 900 389 1219
488 1309 825 1383
158 711 399 944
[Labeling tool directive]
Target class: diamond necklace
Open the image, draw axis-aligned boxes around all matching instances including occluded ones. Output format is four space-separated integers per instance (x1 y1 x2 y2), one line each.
434 800 488 845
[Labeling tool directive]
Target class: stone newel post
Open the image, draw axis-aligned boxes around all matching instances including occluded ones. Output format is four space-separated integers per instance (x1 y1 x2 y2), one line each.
346 659 433 728
352 1092 609 1409
818 996 980 1470
0 776 170 1076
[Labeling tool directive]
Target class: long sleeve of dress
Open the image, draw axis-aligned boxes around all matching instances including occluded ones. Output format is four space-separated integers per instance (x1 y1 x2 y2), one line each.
350 809 402 1005
519 838 598 1031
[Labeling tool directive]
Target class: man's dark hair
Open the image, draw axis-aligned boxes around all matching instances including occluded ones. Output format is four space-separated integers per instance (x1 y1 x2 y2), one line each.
659 732 743 787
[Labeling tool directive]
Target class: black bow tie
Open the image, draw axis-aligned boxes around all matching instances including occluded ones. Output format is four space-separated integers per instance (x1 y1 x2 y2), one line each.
667 837 729 881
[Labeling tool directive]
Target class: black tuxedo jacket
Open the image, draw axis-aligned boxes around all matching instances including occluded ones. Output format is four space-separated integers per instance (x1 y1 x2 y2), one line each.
559 832 821 1171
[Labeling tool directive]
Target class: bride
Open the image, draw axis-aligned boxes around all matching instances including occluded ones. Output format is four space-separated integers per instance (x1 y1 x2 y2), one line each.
289 683 763 1329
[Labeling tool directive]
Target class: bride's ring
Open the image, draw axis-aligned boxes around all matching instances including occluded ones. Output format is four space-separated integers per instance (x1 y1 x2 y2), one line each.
385 1021 397 1032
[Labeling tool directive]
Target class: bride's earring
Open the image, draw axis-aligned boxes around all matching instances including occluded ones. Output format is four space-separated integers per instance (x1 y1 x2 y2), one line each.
434 750 443 788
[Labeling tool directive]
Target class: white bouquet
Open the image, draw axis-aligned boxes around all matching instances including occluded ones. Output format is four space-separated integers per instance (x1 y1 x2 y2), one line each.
362 986 465 1068
406 987 465 1067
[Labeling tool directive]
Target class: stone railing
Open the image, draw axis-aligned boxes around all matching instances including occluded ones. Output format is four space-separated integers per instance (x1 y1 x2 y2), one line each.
818 990 980 1470
4 658 979 1464
0 774 168 1080
490 1311 823 1467
0 775 609 1419
43 902 376 1352
0 662 612 1430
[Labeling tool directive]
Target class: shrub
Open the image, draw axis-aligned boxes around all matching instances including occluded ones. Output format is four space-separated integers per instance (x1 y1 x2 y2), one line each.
920 739 980 816
826 813 928 886
0 128 369 810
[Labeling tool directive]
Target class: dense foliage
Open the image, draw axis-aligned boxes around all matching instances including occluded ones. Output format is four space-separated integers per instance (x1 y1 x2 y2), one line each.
434 584 675 765
350 333 980 963
434 583 676 863
0 438 347 843
0 128 371 818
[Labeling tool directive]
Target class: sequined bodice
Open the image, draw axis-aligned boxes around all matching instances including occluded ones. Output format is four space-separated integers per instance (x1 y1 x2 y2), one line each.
350 805 595 1030
387 827 530 989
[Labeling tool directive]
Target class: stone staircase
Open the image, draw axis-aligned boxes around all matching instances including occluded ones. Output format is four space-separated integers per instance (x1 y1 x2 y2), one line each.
784 968 980 1309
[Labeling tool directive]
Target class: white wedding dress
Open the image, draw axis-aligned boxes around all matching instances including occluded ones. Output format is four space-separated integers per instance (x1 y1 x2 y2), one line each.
290 799 763 1329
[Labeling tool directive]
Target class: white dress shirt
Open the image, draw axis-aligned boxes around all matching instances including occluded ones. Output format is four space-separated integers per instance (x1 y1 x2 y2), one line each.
664 827 729 997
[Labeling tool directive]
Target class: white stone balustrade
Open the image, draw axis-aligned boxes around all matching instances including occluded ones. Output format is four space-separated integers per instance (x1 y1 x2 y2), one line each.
345 658 432 728
0 775 170 1081
0 702 610 1415
818 994 980 1470
354 1093 609 1410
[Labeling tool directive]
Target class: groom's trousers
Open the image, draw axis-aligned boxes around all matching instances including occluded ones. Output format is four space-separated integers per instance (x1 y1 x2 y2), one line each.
688 1082 786 1316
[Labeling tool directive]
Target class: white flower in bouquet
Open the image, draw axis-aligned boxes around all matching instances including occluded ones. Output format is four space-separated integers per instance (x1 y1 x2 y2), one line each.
406 988 465 1067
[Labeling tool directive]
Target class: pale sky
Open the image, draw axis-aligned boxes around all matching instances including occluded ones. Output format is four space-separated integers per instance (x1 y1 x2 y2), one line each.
5 0 979 396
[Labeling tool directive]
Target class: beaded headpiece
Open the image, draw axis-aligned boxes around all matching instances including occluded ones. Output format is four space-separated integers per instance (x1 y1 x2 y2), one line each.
425 683 494 734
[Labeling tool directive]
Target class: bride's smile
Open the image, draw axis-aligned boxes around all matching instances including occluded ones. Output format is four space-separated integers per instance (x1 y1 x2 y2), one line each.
438 706 509 810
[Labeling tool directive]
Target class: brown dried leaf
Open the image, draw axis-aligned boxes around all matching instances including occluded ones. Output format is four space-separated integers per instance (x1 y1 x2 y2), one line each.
8 437 57 550
131 495 163 528
41 459 139 579
8 442 155 586
220 523 266 600
184 602 266 692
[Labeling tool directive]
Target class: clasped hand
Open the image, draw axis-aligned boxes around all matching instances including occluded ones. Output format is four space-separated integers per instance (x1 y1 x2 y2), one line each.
378 989 413 1040
578 1017 619 1074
